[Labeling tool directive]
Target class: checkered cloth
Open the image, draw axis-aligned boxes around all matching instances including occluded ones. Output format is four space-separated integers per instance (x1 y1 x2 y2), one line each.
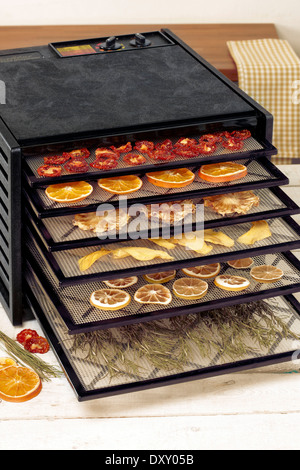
227 39 300 164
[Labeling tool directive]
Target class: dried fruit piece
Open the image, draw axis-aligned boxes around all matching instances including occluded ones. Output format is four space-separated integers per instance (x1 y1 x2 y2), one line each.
203 191 260 217
74 209 129 234
103 277 138 288
37 164 62 177
63 148 90 159
0 357 17 370
90 157 118 170
98 175 143 194
111 247 174 262
231 129 251 140
146 168 195 188
181 263 221 279
143 271 176 284
155 139 173 151
237 220 272 245
44 155 70 165
222 138 244 151
172 278 208 300
95 148 119 159
204 229 235 247
90 289 131 310
78 248 112 271
227 258 254 269
24 336 50 354
250 265 284 283
199 162 247 183
16 329 39 346
110 142 132 153
45 181 93 203
134 284 172 305
0 366 42 402
214 275 250 291
123 153 147 165
64 159 89 173
134 141 154 153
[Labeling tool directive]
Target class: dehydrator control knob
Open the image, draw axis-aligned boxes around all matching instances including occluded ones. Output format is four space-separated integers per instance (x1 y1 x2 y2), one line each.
130 33 151 47
100 36 122 50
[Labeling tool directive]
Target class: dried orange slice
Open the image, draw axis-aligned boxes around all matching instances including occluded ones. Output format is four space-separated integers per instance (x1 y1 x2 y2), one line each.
172 278 208 300
181 263 221 279
98 175 142 194
146 168 195 188
45 181 93 203
134 284 172 305
214 275 250 291
0 366 42 402
103 277 138 288
90 289 131 310
0 357 17 370
199 162 247 183
143 271 176 284
227 258 254 269
250 265 284 283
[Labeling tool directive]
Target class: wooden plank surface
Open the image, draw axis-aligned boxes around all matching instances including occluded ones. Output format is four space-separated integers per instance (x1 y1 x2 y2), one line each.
0 24 278 81
1 165 300 450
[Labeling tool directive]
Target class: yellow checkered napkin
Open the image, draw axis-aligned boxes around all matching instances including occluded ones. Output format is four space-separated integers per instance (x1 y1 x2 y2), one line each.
227 39 300 164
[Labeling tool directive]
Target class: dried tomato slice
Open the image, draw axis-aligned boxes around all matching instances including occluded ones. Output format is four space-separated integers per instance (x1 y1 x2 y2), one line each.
134 141 155 153
150 150 177 161
155 139 173 151
123 153 147 166
37 164 62 177
197 141 217 155
173 146 200 158
110 142 132 153
199 134 219 145
44 155 70 165
222 138 244 151
174 137 198 148
215 131 231 141
64 159 90 173
231 129 251 140
63 148 90 159
24 336 50 354
95 148 119 159
16 329 39 346
90 157 118 170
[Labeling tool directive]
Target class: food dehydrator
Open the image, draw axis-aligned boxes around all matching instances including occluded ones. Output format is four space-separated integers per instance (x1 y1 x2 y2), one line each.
1 29 300 401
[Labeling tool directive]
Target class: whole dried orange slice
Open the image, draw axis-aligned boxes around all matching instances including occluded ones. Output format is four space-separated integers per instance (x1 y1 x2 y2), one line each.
250 265 284 283
98 175 143 194
146 168 195 188
181 263 221 279
45 181 93 203
0 357 17 370
214 275 250 291
227 258 254 269
172 278 208 300
90 289 131 310
0 365 42 402
134 284 172 305
199 162 247 183
103 277 138 288
143 271 176 284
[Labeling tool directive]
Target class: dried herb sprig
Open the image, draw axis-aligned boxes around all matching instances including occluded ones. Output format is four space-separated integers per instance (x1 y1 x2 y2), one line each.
0 330 63 382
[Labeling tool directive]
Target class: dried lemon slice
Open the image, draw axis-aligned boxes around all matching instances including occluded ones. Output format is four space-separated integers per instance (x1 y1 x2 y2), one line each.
103 277 138 288
250 265 284 283
134 284 172 305
214 275 250 291
172 278 208 300
227 258 254 269
181 264 221 279
90 289 131 310
143 271 176 284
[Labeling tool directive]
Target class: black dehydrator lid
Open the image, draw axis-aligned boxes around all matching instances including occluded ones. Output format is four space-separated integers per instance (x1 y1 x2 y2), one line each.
0 30 255 144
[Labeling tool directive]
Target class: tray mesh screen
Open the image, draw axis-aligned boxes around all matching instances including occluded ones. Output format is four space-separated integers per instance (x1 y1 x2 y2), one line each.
41 188 288 245
32 158 276 212
26 237 300 328
46 217 299 280
25 135 264 182
25 275 300 395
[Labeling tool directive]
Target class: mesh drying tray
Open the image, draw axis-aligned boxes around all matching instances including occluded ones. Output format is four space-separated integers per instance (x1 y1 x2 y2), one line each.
27 186 300 252
23 132 277 188
25 244 300 334
24 281 300 401
26 215 300 286
24 157 288 219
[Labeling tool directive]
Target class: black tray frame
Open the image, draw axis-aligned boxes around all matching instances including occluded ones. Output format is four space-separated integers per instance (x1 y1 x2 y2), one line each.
26 214 300 287
23 157 289 220
24 282 300 401
26 186 300 253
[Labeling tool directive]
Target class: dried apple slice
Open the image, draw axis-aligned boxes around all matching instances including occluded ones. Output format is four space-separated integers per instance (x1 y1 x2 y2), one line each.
237 220 272 245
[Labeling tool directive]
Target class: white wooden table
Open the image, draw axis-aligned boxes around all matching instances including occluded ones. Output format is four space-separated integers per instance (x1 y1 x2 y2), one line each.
1 164 300 451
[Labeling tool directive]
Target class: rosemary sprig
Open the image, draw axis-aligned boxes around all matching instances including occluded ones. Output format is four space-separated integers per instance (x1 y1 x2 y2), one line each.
0 331 63 382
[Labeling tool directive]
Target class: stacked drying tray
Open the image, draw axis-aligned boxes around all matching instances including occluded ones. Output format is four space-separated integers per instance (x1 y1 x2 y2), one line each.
23 124 300 401
1 29 300 401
